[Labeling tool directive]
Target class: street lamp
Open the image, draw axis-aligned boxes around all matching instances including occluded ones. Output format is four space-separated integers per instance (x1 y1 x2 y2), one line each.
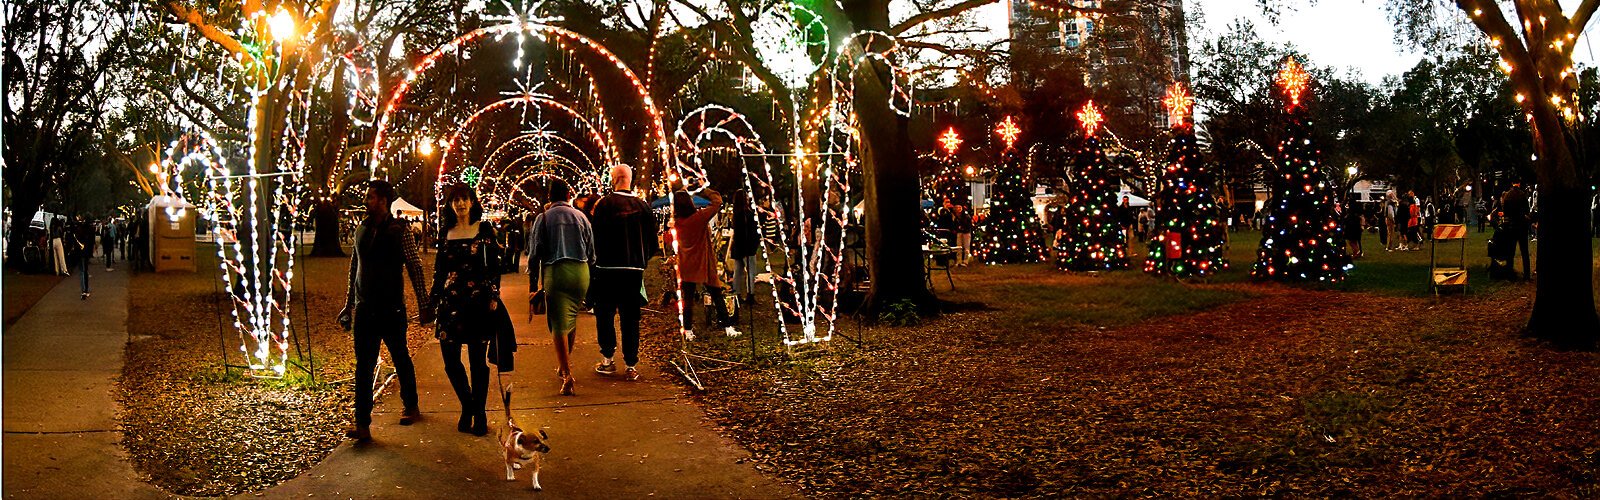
418 137 435 157
1346 165 1358 178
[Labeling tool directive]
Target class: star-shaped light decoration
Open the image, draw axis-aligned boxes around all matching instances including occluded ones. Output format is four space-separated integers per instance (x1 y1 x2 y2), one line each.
1277 56 1310 109
995 116 1021 149
938 127 963 156
1163 83 1194 129
1077 100 1104 138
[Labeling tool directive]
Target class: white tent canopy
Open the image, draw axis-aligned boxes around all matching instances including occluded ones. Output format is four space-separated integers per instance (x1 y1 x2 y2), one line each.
391 197 424 218
1116 191 1151 208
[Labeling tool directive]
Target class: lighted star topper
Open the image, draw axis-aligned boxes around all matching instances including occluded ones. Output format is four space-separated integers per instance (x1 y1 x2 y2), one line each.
938 127 963 156
1277 56 1310 109
1077 101 1104 137
995 116 1021 149
1163 83 1194 128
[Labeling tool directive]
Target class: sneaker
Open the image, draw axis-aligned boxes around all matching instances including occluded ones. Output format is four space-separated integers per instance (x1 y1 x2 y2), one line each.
398 407 422 425
724 326 742 337
80 293 88 300
682 329 696 341
344 425 372 442
624 366 640 381
595 358 617 375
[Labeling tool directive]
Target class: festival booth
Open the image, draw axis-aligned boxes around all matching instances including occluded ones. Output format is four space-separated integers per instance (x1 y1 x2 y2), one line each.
148 195 197 273
391 197 425 219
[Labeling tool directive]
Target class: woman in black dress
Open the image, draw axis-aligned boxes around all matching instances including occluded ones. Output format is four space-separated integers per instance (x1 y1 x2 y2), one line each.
430 184 513 436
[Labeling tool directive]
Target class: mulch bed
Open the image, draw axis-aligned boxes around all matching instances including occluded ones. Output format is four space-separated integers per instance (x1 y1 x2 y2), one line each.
677 273 1600 497
118 251 434 496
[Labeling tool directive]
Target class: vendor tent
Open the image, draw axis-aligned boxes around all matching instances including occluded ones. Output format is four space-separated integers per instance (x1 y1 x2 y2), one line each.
391 197 425 219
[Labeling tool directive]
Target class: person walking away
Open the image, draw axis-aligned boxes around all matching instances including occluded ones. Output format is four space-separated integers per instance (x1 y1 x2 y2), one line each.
528 178 594 395
588 165 657 382
1500 183 1533 280
729 189 760 305
102 219 117 271
336 180 433 442
953 203 974 266
430 184 510 436
672 186 740 339
71 219 94 299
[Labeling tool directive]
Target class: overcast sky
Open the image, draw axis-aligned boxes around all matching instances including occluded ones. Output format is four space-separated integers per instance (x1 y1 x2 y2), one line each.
942 0 1600 85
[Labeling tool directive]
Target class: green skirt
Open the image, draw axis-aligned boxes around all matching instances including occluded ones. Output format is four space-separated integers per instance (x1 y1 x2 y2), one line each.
543 261 590 337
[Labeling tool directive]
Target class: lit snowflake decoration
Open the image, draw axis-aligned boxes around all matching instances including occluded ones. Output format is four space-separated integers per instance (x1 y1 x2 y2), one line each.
1077 101 1104 138
938 127 963 156
462 166 482 187
1163 83 1194 128
995 116 1021 149
483 0 563 71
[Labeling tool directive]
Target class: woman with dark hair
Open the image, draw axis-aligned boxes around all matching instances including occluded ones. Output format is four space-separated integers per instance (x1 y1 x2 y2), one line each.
429 184 513 435
529 178 593 395
672 187 740 339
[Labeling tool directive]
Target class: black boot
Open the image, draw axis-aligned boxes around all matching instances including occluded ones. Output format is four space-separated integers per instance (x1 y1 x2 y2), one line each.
470 394 490 436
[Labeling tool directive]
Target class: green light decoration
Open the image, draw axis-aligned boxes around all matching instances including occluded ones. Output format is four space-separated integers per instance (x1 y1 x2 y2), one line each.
462 166 482 187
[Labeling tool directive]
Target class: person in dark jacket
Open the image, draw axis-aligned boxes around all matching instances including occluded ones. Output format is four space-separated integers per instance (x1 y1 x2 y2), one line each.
587 165 658 381
952 203 974 266
1500 183 1533 279
730 189 760 304
72 218 95 299
337 180 433 442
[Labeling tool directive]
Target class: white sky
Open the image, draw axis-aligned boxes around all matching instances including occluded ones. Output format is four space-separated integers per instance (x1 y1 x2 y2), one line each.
939 0 1600 85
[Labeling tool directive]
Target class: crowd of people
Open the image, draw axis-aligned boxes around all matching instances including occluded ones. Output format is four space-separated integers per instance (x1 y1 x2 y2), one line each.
337 165 749 442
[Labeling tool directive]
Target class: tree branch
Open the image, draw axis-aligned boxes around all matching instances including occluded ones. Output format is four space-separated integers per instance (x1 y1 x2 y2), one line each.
891 0 995 36
163 1 257 66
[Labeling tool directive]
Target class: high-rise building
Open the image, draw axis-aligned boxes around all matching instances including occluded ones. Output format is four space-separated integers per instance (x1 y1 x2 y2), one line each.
1008 0 1190 129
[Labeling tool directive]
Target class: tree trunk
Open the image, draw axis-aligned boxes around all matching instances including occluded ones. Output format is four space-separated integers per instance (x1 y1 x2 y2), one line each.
1525 180 1599 348
309 200 345 257
844 0 937 316
852 58 937 315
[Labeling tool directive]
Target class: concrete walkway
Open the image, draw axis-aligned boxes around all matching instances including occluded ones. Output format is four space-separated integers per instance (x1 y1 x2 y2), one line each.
260 272 795 498
2 267 168 499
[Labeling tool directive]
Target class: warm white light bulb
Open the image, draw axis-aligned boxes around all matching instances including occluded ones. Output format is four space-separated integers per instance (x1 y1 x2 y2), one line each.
268 8 297 42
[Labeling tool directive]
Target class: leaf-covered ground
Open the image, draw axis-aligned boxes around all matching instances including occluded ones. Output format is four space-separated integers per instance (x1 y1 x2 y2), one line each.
118 251 433 496
670 238 1600 497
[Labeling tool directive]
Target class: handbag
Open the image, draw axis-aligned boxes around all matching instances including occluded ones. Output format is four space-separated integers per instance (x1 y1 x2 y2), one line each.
529 289 547 316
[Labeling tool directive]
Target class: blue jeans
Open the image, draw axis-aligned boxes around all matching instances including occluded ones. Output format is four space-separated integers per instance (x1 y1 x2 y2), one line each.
77 257 90 293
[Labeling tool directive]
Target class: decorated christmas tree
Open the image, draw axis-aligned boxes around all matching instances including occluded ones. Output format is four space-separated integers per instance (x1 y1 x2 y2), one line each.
1054 101 1129 271
1253 57 1351 282
1145 83 1229 278
978 117 1046 264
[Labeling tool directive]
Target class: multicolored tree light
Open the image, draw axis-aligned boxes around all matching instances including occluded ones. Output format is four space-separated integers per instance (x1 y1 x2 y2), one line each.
1253 57 1351 282
1145 83 1228 278
1055 101 1128 271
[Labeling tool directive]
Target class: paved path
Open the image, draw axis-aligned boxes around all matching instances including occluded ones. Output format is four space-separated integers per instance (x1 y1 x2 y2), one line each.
2 267 168 499
260 270 795 499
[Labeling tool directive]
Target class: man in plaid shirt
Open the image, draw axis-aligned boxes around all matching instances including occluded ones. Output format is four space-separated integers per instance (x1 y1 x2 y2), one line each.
338 180 433 442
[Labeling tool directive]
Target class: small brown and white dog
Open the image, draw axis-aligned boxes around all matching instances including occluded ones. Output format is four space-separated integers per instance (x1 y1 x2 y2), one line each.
497 386 550 490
